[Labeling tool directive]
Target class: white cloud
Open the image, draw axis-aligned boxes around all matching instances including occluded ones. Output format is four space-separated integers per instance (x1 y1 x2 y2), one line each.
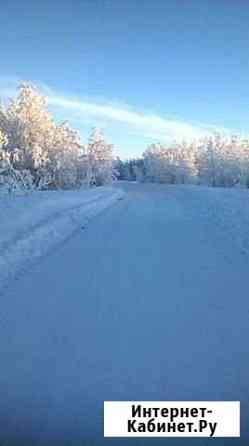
46 92 211 141
0 74 230 145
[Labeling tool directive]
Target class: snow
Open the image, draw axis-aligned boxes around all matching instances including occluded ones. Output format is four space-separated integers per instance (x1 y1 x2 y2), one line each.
158 183 249 254
0 186 124 290
0 181 249 446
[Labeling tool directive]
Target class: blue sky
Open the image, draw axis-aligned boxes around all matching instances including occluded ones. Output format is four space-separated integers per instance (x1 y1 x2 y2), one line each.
1 0 249 158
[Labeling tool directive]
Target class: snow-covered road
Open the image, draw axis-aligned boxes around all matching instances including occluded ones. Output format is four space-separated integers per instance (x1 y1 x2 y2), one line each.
1 182 249 445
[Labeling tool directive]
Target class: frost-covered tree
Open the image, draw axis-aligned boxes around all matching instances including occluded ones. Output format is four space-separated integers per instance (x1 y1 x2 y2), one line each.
86 127 115 186
46 122 83 189
143 142 195 184
0 83 55 188
1 83 54 170
0 128 7 149
0 83 89 190
196 133 246 187
0 130 34 193
238 138 249 187
141 132 249 188
114 158 145 181
143 144 165 182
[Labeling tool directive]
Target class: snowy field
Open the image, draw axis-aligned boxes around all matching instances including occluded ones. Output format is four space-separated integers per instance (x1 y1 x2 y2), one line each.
0 181 249 446
0 186 124 291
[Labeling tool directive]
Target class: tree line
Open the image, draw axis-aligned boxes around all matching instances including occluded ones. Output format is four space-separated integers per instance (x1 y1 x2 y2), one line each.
0 83 115 192
1 82 249 193
115 134 249 188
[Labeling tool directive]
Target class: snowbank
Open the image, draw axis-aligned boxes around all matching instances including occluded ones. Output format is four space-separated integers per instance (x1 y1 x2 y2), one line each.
0 186 124 290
